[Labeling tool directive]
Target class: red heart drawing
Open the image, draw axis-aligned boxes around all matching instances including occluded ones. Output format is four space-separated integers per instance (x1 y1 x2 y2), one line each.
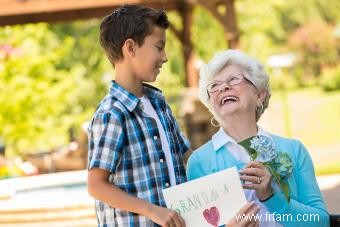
203 206 220 227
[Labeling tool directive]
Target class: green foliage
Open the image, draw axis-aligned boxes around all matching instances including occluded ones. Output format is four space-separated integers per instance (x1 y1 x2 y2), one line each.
237 0 340 81
191 6 227 61
160 11 186 91
238 137 258 161
276 0 340 31
0 17 190 157
288 21 338 78
320 66 340 92
0 22 108 156
237 0 286 59
262 87 340 146
316 162 340 176
267 69 301 90
2 0 340 158
50 20 110 107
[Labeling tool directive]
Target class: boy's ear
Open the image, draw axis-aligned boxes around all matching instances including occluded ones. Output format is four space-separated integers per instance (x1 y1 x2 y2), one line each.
122 38 136 58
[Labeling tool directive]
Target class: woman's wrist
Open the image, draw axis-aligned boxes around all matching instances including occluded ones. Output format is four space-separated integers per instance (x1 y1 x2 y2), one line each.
259 190 274 202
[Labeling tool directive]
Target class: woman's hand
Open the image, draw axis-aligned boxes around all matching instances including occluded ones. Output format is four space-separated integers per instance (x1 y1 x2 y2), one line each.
226 201 260 227
239 161 273 201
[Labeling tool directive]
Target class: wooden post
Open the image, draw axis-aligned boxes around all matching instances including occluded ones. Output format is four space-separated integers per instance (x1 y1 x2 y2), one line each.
170 2 197 87
225 0 239 48
180 3 197 87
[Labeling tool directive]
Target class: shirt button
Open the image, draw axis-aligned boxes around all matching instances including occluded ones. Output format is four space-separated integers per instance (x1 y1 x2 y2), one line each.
153 135 158 140
160 158 164 163
165 182 170 187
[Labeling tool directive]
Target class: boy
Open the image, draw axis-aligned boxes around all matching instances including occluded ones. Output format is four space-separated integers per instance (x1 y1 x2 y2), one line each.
87 5 190 227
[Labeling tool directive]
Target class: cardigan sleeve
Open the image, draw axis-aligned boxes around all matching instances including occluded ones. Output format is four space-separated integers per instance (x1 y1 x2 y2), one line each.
263 140 329 226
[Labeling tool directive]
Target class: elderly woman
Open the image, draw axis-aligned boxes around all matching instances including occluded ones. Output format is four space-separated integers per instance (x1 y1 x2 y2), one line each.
186 49 329 226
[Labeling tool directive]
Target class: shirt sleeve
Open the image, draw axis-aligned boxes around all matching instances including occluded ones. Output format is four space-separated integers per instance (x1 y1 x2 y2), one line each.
87 112 124 173
263 140 329 226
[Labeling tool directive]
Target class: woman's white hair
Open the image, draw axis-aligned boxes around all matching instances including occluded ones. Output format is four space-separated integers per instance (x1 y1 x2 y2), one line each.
198 49 271 121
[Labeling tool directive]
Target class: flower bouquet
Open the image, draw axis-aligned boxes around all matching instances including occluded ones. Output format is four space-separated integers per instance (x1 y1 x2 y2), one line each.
238 135 292 201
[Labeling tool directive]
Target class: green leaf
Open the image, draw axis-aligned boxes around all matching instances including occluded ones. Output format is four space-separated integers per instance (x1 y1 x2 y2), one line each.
281 180 290 202
266 164 281 186
267 164 290 202
238 136 258 161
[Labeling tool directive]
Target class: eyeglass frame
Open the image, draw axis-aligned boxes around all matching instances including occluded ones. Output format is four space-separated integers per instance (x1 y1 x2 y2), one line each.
206 73 257 97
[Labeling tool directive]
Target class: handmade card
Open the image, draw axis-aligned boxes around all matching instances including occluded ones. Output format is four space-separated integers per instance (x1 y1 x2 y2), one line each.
162 167 247 227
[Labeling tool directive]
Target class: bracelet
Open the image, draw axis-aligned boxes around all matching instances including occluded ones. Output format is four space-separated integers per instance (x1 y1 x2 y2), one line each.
259 192 274 202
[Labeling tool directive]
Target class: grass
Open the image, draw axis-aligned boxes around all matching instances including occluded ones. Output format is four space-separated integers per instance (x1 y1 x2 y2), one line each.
259 87 340 175
316 162 340 176
261 87 340 146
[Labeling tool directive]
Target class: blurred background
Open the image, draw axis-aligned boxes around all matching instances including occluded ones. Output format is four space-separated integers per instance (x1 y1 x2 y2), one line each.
0 0 339 226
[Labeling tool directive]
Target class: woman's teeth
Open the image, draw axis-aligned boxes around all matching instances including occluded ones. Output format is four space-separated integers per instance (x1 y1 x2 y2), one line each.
221 95 238 105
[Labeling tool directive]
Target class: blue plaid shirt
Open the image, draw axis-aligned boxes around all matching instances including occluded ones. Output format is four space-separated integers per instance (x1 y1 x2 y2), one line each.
87 81 190 227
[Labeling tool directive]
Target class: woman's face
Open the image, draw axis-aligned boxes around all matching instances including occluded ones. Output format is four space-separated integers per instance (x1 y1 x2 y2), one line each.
208 64 261 121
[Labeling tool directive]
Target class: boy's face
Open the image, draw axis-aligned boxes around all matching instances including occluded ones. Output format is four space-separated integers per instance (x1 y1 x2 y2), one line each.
131 26 168 82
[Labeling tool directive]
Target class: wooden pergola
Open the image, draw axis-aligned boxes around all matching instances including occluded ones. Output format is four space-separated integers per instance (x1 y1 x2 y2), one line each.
0 0 239 87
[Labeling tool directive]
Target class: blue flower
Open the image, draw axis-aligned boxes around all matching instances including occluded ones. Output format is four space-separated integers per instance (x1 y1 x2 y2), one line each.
249 135 277 162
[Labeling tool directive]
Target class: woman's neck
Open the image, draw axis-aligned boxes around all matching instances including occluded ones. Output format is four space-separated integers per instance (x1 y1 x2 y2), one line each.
220 115 258 142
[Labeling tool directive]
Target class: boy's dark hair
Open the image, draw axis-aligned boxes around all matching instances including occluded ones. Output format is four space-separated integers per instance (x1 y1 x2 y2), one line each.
99 5 169 64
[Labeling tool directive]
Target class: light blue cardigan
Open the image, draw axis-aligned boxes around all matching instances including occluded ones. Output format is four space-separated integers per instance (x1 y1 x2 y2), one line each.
186 134 329 227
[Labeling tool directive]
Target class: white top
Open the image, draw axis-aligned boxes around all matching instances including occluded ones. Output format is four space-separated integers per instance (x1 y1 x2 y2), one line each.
140 96 176 186
212 126 282 227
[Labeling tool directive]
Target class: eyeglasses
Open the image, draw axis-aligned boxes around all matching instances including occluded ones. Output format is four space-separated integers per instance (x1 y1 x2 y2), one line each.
206 73 255 93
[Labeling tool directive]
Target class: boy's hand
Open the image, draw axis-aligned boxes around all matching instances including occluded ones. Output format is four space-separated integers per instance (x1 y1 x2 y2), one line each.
147 204 186 227
88 168 185 226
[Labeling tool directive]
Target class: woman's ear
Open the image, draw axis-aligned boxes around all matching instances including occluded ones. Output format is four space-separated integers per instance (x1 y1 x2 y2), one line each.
257 90 267 105
122 38 136 58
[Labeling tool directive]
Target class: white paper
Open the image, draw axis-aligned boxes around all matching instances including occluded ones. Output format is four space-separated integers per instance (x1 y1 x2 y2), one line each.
162 167 247 227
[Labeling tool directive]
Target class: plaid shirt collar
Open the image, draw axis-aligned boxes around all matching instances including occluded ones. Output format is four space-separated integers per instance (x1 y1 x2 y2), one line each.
110 81 165 112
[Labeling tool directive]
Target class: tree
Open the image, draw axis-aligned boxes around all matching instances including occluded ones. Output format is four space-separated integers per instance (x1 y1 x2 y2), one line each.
0 22 108 156
289 21 337 79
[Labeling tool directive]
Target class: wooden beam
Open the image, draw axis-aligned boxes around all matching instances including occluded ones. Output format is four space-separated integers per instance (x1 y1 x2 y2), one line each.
196 0 226 25
179 3 197 87
196 0 239 48
169 23 182 42
0 0 179 15
0 8 115 25
0 0 182 26
224 0 239 48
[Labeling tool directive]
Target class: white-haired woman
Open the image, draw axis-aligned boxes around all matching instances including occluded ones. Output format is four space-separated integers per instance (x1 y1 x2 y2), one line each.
186 49 329 226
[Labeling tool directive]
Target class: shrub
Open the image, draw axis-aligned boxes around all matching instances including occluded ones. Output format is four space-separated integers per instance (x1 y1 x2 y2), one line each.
320 66 340 91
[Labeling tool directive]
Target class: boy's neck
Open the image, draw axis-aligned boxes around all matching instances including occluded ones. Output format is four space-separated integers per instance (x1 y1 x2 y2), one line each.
114 65 144 97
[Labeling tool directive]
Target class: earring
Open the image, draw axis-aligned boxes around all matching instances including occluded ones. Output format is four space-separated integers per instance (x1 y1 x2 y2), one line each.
257 103 264 113
210 117 220 127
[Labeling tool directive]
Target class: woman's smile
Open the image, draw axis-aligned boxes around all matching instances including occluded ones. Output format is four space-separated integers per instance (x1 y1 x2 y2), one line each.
220 95 239 105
